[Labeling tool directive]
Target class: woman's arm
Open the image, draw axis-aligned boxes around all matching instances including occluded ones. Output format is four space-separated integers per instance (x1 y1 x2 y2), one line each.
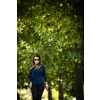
42 64 47 82
42 65 48 89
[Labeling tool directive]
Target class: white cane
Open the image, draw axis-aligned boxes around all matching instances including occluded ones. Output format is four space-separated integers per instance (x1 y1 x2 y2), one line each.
27 89 31 100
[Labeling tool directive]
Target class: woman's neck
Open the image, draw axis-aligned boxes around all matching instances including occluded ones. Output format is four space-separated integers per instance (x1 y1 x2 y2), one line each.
36 65 39 67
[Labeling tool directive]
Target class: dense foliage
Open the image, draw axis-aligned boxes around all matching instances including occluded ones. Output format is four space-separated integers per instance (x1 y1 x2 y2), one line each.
17 0 84 99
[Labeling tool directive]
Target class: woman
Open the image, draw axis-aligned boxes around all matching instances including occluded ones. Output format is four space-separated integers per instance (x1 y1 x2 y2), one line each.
29 54 48 100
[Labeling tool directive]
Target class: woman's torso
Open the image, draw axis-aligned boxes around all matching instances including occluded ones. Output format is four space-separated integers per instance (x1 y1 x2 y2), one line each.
31 64 44 85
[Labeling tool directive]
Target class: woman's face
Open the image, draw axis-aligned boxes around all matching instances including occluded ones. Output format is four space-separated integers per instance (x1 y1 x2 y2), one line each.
34 57 40 65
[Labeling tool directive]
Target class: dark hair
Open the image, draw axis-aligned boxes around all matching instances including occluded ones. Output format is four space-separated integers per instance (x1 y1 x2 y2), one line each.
30 54 41 70
33 54 41 66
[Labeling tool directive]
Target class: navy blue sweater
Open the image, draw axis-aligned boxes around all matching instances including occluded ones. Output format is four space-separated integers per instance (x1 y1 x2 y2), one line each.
29 64 47 85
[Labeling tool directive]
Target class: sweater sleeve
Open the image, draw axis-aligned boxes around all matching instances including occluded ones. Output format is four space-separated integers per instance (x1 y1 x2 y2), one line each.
42 65 47 82
29 65 32 82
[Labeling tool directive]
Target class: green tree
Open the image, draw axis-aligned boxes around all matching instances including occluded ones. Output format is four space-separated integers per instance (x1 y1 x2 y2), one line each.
17 0 84 100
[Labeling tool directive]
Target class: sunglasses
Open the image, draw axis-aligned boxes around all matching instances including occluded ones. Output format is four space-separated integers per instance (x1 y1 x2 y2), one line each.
34 59 40 61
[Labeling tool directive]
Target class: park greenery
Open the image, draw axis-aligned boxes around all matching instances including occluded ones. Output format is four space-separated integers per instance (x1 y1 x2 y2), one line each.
17 0 84 100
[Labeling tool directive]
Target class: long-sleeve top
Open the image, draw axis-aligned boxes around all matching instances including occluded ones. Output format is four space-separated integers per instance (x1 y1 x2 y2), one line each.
29 64 47 85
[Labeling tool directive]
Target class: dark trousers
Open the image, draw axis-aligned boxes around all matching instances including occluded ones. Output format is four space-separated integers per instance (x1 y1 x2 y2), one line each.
31 84 44 100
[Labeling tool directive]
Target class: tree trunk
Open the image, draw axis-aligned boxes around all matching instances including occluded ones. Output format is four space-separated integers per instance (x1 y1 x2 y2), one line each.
74 63 84 100
48 81 52 100
59 74 64 100
17 93 20 100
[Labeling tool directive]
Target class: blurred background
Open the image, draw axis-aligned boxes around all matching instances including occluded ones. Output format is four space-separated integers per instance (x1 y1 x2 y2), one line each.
17 0 84 100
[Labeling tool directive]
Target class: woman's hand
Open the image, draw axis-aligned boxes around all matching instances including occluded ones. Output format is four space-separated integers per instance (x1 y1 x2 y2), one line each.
46 83 48 89
29 82 32 90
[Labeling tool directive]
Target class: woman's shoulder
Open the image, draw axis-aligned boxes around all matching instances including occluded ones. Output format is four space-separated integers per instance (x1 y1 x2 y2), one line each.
41 64 44 66
41 64 45 68
29 65 32 70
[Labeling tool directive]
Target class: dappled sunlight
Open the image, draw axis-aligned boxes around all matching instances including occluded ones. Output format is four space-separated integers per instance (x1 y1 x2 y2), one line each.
21 90 26 94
